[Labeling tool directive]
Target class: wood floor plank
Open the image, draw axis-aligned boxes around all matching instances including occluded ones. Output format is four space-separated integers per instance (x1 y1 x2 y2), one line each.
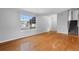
0 32 79 51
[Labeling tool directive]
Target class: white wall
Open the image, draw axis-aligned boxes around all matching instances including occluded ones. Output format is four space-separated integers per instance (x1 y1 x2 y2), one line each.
0 8 49 43
46 14 57 31
36 16 49 33
38 14 57 32
35 14 57 33
57 11 69 34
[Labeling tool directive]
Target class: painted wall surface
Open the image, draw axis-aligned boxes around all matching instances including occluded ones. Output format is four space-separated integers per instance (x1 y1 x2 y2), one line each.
39 14 57 32
0 8 49 43
57 11 69 34
35 14 57 33
36 16 49 33
48 14 57 31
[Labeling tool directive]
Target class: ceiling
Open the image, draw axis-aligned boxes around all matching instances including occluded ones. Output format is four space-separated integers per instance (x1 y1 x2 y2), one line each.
22 8 70 16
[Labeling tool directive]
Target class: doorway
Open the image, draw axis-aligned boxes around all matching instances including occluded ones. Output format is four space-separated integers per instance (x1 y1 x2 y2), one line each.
68 20 78 35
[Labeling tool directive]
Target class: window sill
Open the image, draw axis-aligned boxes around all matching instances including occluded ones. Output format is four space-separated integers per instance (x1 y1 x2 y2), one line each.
20 28 36 31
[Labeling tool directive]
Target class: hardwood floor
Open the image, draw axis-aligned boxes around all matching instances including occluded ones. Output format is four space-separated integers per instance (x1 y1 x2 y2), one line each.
0 32 79 51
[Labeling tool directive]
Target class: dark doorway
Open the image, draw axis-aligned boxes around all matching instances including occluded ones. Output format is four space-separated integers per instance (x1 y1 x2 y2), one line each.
68 20 78 35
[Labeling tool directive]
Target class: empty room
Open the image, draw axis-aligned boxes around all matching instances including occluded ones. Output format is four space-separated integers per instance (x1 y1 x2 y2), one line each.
0 8 79 51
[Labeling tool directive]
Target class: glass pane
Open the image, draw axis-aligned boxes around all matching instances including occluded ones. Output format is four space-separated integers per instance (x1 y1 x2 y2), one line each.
20 15 36 30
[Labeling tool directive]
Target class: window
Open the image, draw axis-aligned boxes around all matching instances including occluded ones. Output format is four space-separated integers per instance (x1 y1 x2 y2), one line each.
20 15 36 30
